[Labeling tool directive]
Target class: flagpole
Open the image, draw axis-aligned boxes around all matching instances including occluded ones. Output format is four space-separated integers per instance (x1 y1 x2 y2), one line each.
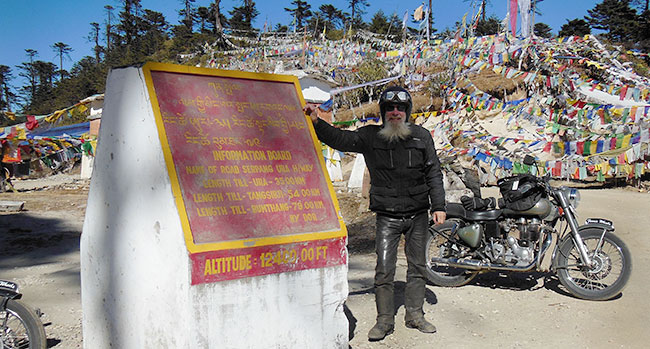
302 25 307 68
427 0 433 40
530 0 536 37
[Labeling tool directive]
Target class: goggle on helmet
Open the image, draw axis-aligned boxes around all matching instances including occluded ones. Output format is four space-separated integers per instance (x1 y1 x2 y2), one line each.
383 90 411 103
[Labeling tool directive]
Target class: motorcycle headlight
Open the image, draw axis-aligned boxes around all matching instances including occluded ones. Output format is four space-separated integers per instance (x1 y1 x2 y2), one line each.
561 187 581 208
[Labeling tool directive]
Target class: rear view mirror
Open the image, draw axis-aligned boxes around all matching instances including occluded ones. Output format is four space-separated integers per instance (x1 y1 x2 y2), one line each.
523 155 536 166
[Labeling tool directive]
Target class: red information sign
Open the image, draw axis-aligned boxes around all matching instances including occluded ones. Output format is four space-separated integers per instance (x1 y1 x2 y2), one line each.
190 238 347 283
143 63 346 284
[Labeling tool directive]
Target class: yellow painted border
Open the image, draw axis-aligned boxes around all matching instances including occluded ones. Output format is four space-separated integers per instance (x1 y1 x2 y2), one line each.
142 62 347 254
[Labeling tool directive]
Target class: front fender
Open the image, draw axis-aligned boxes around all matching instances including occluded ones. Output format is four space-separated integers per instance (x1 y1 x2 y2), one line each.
0 282 21 310
551 219 614 269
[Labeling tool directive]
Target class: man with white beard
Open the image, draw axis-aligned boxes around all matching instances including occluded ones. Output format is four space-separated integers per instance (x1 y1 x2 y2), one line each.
304 85 446 341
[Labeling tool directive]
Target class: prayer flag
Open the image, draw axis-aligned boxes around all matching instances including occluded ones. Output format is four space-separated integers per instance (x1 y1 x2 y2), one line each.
635 163 644 178
25 115 39 130
616 135 624 148
622 134 631 148
319 99 333 112
509 0 518 36
414 5 425 21
583 141 591 156
619 86 628 100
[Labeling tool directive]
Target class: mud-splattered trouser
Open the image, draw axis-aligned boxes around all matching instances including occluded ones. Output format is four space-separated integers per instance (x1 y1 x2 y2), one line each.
374 211 429 324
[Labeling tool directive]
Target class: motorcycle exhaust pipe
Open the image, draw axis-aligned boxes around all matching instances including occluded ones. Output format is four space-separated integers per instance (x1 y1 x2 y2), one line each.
431 233 553 272
432 257 536 272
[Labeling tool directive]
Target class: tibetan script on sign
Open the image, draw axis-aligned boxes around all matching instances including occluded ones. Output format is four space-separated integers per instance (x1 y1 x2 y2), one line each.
143 63 346 284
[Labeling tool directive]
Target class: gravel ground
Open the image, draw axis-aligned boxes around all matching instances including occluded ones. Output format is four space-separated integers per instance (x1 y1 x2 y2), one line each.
1 174 649 348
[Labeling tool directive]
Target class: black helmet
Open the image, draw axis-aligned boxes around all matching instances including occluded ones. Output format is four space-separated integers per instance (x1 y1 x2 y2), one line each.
379 86 412 123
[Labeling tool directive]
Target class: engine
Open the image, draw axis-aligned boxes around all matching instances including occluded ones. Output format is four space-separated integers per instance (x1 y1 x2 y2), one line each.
482 218 545 266
503 217 542 245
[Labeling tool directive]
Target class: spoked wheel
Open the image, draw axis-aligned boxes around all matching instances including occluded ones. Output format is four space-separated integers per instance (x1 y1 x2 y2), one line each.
0 168 8 193
425 221 478 287
1 299 46 349
555 229 632 301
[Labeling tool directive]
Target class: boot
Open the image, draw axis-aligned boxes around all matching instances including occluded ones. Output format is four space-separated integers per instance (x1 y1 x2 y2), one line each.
405 318 437 334
368 322 394 341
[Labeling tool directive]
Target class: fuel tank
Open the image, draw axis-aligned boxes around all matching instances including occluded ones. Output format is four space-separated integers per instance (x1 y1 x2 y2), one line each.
456 223 483 248
503 197 553 217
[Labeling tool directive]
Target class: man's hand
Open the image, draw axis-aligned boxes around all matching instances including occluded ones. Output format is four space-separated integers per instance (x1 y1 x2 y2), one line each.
432 211 446 225
303 103 319 124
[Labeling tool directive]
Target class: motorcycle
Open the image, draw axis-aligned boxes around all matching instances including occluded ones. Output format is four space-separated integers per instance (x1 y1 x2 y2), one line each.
426 163 632 301
1 280 46 349
0 166 16 193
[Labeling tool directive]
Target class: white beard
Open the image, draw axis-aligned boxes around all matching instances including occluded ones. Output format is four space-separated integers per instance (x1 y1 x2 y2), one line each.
378 121 411 142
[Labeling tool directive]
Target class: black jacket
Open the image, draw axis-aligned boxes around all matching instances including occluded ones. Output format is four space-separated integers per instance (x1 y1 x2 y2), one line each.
314 120 446 216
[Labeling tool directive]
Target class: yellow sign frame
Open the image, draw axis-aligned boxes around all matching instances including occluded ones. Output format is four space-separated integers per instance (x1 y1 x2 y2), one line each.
142 62 347 254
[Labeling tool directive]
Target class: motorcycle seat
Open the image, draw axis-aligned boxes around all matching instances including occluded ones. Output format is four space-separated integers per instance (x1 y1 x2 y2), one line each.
447 203 502 221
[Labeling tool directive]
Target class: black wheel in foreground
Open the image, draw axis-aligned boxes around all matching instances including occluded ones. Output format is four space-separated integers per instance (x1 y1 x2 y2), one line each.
1 299 46 349
425 221 478 287
555 229 632 301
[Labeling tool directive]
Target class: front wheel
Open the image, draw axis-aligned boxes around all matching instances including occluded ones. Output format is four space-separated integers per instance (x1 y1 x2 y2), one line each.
555 229 632 301
1 299 47 349
425 221 478 287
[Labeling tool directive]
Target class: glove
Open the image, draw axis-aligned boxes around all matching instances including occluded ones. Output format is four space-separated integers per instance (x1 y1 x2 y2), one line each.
461 196 496 211
460 196 481 210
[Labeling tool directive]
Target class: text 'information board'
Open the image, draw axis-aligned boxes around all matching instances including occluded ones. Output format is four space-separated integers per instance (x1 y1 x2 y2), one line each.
143 63 347 284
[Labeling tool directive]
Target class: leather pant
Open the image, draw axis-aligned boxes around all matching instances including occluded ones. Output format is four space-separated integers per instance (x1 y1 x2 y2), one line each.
374 211 428 324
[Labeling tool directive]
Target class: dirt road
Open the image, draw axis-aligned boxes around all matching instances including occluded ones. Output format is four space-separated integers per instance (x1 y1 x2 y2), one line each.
1 177 649 348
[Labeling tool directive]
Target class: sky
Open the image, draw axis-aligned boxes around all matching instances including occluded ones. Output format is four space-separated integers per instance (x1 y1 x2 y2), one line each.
1 0 603 92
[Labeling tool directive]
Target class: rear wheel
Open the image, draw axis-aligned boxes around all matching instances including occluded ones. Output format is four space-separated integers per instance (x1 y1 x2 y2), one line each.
425 221 478 287
555 229 632 301
1 299 46 349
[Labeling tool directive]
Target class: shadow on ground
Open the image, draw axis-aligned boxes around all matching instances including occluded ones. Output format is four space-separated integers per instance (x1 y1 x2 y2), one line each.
459 270 622 300
0 212 81 270
345 281 439 341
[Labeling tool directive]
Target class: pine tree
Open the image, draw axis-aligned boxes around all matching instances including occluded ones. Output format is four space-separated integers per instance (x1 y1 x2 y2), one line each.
347 0 369 28
0 65 16 111
229 0 259 33
319 4 345 30
306 13 324 35
474 15 501 36
19 49 38 105
140 10 169 56
212 0 225 34
638 9 650 53
585 0 639 43
89 22 102 63
19 60 57 114
116 0 144 46
284 0 312 30
463 0 491 21
104 5 115 52
197 6 211 33
534 22 553 38
52 42 73 81
179 0 197 31
368 10 390 34
558 19 591 37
